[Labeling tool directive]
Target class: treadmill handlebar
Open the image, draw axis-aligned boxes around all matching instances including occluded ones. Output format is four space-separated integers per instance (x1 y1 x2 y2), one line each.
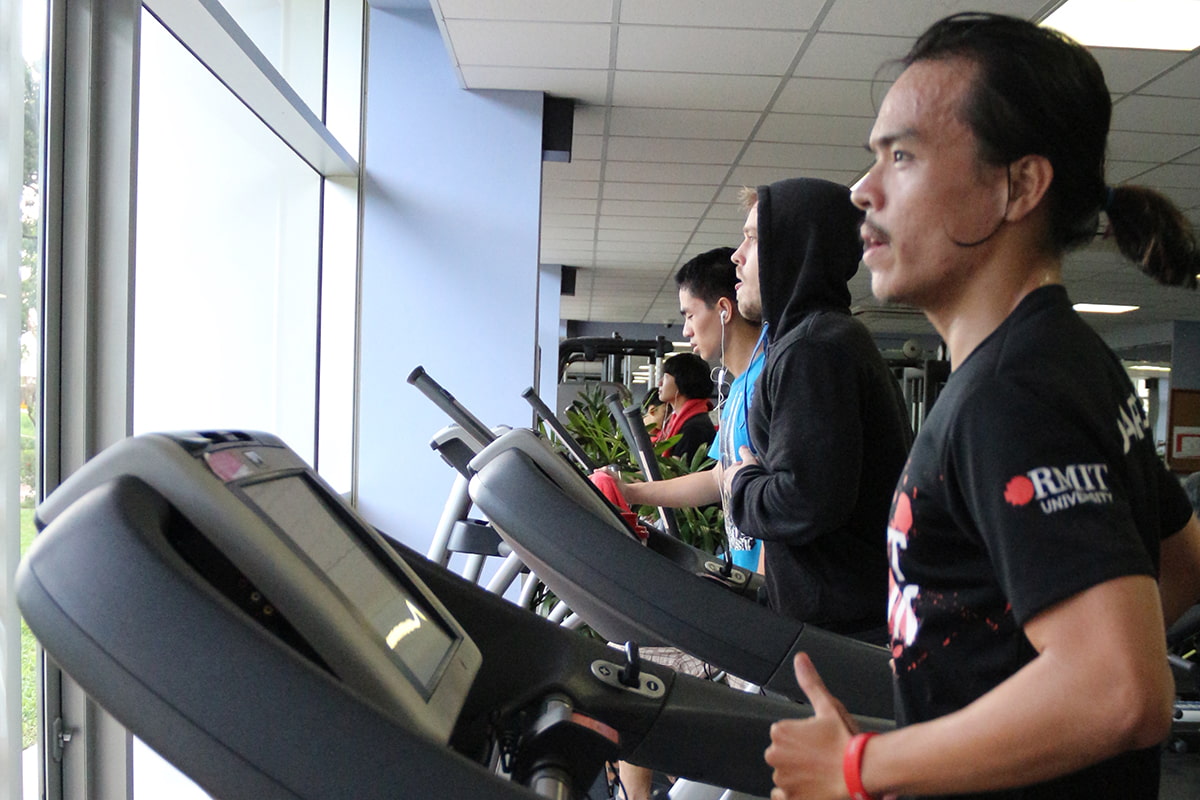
407 366 496 451
521 386 598 473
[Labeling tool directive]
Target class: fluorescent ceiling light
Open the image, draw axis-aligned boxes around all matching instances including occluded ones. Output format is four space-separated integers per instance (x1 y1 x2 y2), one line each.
672 341 691 349
1074 303 1139 314
1043 0 1200 50
1128 364 1171 373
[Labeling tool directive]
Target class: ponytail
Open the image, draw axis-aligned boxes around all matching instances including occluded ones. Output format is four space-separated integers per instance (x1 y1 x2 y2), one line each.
1105 185 1198 289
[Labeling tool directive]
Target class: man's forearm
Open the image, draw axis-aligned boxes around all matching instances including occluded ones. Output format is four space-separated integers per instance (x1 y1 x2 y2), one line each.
623 468 720 509
861 575 1172 797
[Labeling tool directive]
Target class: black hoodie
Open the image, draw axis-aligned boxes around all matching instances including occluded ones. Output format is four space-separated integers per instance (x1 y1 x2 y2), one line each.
728 178 912 634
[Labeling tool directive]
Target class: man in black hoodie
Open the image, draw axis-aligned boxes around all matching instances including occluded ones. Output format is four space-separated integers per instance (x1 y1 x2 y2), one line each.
723 177 911 640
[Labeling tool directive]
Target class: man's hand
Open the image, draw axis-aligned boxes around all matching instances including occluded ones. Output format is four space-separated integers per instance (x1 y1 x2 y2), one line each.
765 653 857 800
722 445 759 495
590 466 639 503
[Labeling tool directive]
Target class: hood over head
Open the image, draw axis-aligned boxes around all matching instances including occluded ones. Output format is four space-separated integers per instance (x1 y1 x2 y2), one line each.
756 178 864 340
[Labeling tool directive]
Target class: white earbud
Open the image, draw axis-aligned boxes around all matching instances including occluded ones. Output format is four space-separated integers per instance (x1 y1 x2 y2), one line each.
720 309 728 322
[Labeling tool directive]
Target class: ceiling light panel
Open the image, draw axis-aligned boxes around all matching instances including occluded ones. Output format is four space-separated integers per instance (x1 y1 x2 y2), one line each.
1043 0 1200 51
820 0 1053 37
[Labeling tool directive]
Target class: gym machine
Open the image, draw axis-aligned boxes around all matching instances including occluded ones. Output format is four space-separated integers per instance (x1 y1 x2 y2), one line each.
408 367 896 721
20 430 879 799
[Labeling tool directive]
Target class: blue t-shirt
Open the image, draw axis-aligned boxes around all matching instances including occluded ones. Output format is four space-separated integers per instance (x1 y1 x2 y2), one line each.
709 332 766 570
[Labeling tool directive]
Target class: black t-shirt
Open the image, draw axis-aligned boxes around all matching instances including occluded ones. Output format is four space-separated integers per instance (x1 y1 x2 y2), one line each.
887 286 1193 799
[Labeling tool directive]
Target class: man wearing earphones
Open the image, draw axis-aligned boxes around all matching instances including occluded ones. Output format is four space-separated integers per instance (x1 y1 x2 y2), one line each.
619 247 766 572
611 247 765 800
723 177 911 639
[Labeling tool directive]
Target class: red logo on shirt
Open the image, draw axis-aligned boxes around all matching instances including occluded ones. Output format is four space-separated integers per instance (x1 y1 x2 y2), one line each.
1003 475 1035 506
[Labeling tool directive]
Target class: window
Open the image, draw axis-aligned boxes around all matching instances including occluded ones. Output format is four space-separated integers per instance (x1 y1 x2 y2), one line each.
24 1 363 797
4 0 47 794
134 11 324 460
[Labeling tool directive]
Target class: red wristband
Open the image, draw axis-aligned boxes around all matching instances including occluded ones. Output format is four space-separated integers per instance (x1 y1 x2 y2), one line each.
843 732 879 800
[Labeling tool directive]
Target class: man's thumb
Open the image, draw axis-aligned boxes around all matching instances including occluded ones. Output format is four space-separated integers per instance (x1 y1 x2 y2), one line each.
793 653 841 718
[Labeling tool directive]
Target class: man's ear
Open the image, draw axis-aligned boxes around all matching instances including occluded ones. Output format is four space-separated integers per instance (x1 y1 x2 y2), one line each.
716 296 734 322
1004 154 1054 223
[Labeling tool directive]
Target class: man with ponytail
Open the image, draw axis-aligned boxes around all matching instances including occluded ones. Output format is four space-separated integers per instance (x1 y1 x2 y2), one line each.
764 12 1200 800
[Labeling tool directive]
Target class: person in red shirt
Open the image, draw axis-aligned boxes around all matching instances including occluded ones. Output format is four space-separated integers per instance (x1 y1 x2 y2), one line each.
653 352 715 462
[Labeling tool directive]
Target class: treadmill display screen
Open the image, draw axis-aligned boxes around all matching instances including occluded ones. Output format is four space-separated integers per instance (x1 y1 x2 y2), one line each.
242 475 455 696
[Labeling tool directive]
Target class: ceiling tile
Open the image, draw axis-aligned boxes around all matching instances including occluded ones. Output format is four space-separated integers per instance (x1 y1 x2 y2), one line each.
572 105 609 134
543 180 602 200
541 213 598 229
544 160 602 181
616 25 805 76
793 33 911 81
611 70 781 110
459 65 610 104
1090 47 1191 94
604 136 744 164
547 197 601 215
618 0 825 29
1107 161 1155 183
1112 95 1200 135
446 20 612 69
1107 130 1200 163
597 229 692 244
740 141 871 171
1131 160 1200 192
542 226 596 241
602 161 732 184
1139 56 1200 99
775 77 884 117
607 107 759 139
432 2 1200 329
1155 185 1200 210
596 215 700 232
435 0 613 24
569 134 604 160
601 182 721 202
755 112 873 145
700 201 748 220
727 166 862 191
599 199 711 217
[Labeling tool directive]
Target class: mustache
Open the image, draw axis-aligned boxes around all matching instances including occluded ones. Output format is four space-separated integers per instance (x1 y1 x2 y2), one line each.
861 218 890 245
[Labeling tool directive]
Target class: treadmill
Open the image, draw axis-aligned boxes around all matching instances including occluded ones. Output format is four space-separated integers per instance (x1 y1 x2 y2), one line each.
409 368 896 721
19 431 881 799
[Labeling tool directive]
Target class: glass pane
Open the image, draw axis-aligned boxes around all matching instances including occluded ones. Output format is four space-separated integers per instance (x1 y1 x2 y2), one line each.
8 0 47 788
135 10 321 461
220 0 327 118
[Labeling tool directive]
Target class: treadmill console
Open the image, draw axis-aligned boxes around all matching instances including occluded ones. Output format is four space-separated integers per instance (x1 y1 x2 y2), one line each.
24 431 481 744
